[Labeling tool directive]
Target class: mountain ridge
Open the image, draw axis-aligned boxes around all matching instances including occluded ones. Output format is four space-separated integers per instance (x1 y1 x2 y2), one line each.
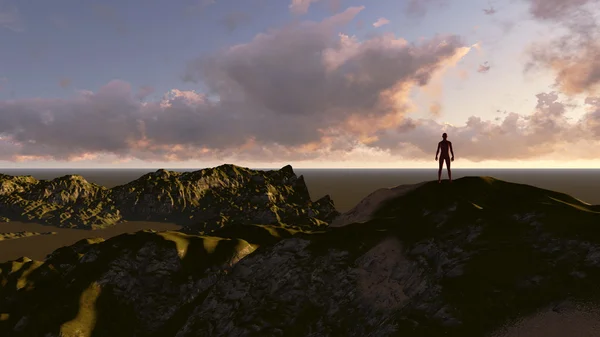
2 171 600 336
0 164 339 233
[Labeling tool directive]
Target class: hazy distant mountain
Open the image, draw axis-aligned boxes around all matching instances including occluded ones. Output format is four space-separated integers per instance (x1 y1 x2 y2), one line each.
2 174 600 336
0 164 338 233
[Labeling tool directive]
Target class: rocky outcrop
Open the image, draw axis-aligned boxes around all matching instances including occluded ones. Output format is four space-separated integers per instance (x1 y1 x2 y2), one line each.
0 231 56 241
1 176 600 337
0 174 118 228
0 164 339 232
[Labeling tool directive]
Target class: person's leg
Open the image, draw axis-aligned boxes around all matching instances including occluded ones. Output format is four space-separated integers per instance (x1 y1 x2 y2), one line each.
446 157 452 182
438 158 443 183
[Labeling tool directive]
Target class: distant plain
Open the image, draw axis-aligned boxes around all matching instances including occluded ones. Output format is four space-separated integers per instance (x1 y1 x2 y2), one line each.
0 168 599 262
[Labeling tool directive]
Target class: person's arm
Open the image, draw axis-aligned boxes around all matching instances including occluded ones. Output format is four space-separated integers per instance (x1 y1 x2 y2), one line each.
435 143 440 160
450 142 454 160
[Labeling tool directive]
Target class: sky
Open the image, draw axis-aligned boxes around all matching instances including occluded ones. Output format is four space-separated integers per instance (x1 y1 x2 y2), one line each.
1 0 600 169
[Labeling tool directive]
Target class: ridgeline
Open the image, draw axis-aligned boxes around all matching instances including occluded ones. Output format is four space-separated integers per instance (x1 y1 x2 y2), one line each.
1 166 600 336
0 164 338 233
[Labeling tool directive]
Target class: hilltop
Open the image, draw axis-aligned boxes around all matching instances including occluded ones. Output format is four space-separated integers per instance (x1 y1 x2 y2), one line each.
1 174 600 336
0 164 338 233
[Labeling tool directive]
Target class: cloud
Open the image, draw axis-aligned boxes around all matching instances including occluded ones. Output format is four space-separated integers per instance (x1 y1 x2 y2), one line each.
59 78 72 89
457 69 469 80
526 0 598 21
368 91 600 161
0 8 472 163
328 0 342 12
580 96 600 136
186 7 469 141
528 43 600 95
477 61 491 73
372 17 390 28
136 85 155 100
483 5 497 15
221 11 252 33
289 0 342 14
0 1 24 32
523 0 600 95
0 80 144 160
289 0 322 14
3 80 599 164
429 102 442 115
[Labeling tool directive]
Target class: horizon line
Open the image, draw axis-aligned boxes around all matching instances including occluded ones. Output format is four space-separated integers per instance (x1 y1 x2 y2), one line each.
0 167 598 170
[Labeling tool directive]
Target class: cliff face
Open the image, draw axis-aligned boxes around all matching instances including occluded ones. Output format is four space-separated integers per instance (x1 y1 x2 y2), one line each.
1 176 600 337
0 164 339 232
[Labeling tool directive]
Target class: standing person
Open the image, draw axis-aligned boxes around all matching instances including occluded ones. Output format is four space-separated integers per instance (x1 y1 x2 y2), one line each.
435 133 454 183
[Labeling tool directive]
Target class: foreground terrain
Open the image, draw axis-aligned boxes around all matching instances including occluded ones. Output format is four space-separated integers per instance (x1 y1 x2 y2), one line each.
1 166 600 336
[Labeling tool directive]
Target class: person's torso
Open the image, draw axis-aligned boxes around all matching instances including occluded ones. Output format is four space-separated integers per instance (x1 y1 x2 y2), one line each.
439 140 450 155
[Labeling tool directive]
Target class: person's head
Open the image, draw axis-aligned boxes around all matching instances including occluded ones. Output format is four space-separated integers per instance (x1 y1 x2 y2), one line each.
442 133 447 140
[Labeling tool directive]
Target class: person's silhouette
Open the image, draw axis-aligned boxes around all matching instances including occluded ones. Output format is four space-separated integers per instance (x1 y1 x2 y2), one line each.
435 133 454 183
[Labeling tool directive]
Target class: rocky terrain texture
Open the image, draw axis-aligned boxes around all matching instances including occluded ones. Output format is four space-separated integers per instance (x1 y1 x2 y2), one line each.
0 231 56 241
0 164 338 233
1 175 600 337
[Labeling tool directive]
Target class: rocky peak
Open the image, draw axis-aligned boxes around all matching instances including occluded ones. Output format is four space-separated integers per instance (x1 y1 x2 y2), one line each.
278 164 295 176
63 174 87 181
152 169 173 179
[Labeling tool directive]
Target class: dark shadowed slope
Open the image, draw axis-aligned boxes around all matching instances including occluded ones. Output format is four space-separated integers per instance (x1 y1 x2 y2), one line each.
1 176 600 337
